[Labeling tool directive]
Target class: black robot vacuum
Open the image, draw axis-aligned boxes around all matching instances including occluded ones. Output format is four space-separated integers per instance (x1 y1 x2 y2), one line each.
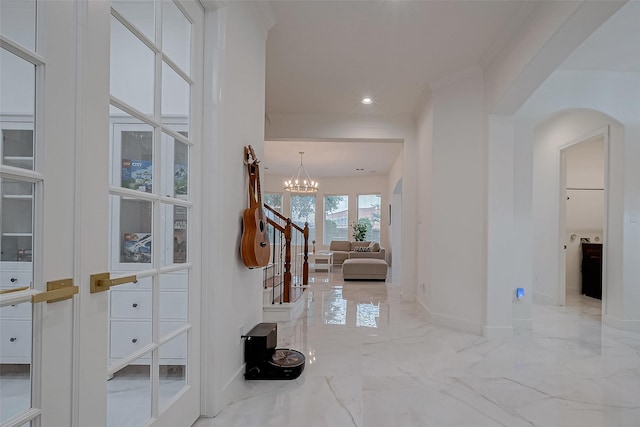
243 322 305 380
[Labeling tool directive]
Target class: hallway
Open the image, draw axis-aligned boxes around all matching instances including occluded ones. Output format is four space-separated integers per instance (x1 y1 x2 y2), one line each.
193 270 640 427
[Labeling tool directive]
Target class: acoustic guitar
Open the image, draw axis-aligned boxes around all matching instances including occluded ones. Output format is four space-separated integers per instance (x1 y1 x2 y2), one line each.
241 145 271 268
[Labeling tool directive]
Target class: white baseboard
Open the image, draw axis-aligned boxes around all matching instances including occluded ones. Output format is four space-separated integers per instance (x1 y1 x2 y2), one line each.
215 364 247 416
604 314 640 333
532 290 555 305
418 296 523 338
416 298 484 335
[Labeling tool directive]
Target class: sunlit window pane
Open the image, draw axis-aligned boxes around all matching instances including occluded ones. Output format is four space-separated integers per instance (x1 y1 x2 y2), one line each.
323 195 348 245
357 194 381 242
290 195 315 242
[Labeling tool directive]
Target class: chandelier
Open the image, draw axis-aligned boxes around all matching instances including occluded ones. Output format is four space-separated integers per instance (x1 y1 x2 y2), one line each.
284 152 318 193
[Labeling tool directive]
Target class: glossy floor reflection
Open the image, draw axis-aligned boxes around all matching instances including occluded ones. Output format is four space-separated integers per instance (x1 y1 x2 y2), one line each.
193 268 640 427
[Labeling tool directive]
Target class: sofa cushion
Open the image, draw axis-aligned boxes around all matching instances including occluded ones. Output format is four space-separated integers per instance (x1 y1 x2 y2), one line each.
368 242 380 252
350 241 370 251
330 240 351 252
354 246 371 252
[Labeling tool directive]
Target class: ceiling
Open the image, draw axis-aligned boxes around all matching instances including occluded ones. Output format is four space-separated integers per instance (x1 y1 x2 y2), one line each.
264 139 403 179
265 0 528 117
261 0 639 179
262 0 529 178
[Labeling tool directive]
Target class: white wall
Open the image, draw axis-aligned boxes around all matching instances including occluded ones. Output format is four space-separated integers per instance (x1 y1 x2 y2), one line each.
415 97 433 314
388 151 404 276
418 67 487 335
201 2 274 415
263 174 391 255
486 114 518 337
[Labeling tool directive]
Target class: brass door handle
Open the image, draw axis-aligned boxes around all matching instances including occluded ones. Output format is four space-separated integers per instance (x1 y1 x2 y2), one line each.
32 279 78 304
90 273 138 293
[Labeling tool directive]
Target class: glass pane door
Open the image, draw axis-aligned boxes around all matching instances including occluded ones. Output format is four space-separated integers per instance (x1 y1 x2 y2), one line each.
107 1 200 425
1 2 38 424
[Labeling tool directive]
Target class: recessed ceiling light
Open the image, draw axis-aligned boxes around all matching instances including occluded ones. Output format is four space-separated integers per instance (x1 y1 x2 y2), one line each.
361 97 372 105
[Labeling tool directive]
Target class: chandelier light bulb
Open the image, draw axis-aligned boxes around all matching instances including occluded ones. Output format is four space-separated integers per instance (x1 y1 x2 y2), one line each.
284 151 319 193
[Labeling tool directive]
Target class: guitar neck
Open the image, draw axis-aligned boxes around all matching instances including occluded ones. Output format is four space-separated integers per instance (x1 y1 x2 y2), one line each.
256 167 263 207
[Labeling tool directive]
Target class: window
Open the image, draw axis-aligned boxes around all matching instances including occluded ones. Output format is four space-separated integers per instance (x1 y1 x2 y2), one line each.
323 195 348 244
357 194 381 242
290 194 315 242
264 193 282 241
264 193 282 213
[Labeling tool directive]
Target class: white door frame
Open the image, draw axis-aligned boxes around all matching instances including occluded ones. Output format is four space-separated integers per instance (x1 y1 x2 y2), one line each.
557 126 609 311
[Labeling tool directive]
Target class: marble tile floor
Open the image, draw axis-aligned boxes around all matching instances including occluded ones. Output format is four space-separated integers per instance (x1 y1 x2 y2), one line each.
193 269 640 427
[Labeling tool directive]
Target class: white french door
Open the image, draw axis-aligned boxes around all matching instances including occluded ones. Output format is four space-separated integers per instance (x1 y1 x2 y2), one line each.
1 1 86 426
0 1 202 426
106 1 203 426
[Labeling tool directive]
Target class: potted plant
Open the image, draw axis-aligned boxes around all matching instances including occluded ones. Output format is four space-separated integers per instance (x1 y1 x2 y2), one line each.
352 220 368 241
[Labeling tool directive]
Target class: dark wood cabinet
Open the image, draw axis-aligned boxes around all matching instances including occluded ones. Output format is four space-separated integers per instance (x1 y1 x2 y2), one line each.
581 243 602 299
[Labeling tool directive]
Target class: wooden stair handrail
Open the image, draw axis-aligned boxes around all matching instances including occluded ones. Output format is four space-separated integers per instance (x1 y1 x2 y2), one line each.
263 204 309 303
266 217 285 233
264 204 287 221
264 204 305 233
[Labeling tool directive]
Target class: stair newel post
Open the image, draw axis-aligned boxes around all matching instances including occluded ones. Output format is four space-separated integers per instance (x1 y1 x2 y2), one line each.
303 222 309 286
283 219 292 303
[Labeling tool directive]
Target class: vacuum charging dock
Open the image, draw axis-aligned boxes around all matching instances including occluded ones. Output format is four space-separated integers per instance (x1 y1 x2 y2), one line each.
243 322 305 380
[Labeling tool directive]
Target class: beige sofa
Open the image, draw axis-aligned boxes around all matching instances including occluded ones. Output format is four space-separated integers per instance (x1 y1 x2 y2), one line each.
328 240 386 265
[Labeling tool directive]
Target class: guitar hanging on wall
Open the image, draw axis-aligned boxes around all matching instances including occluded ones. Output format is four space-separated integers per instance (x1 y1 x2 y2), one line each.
241 145 271 268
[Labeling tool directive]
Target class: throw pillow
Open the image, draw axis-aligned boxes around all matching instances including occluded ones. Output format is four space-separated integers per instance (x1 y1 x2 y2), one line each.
368 242 380 252
355 246 371 252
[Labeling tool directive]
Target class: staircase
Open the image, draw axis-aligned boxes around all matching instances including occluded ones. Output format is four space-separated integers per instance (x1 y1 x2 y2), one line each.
262 205 310 321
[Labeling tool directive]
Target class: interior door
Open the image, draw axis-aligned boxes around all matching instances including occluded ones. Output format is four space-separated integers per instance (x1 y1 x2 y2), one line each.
1 1 86 426
1 1 202 426
106 1 203 426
